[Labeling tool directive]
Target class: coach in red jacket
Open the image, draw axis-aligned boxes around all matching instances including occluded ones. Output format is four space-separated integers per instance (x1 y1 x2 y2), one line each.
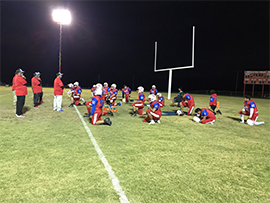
31 72 44 108
14 68 28 117
53 72 64 112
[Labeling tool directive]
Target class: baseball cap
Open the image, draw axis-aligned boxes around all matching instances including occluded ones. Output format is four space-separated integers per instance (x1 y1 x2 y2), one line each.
16 68 24 74
56 72 64 76
34 72 41 76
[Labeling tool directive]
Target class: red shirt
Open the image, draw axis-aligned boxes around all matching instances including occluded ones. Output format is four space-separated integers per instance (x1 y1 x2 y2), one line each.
14 75 28 96
12 75 18 91
183 93 194 106
54 77 64 95
209 93 217 106
31 76 42 93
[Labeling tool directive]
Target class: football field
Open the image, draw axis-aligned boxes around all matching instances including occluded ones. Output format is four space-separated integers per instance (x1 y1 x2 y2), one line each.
0 86 269 203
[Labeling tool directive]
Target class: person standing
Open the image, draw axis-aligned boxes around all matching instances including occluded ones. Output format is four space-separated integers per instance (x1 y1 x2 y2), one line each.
53 72 64 112
31 72 44 108
14 68 27 117
12 69 20 105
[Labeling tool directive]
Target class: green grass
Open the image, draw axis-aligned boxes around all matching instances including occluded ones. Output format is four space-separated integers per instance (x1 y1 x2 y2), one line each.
0 86 269 203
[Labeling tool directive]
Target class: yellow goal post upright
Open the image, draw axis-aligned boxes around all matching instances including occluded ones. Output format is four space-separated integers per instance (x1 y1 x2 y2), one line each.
154 26 195 100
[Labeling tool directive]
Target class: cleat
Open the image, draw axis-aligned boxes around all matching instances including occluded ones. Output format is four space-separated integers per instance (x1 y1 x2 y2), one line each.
149 120 155 125
104 118 112 126
40 101 45 103
34 106 39 109
217 110 222 115
58 109 64 112
69 104 74 107
83 102 86 105
109 111 114 116
239 121 244 124
77 103 82 106
156 120 161 124
84 113 90 117
131 113 137 116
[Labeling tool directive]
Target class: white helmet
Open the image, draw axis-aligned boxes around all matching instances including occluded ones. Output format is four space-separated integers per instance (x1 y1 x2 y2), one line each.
157 93 162 97
93 84 96 88
193 116 200 123
104 82 108 87
74 81 79 86
177 110 184 116
68 83 73 88
148 94 156 102
95 88 103 96
137 86 144 93
111 83 117 89
96 83 102 89
152 85 156 89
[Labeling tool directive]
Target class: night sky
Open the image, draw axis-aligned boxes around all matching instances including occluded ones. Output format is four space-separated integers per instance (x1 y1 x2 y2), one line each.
1 1 269 93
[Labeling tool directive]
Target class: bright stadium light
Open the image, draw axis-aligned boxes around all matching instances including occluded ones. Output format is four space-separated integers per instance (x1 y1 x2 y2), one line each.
52 9 71 72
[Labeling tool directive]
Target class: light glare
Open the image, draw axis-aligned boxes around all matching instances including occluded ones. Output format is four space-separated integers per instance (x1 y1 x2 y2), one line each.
52 9 71 25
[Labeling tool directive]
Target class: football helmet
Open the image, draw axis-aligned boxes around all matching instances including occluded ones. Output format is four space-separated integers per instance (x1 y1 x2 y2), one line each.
137 86 144 93
148 94 156 102
177 110 184 116
74 81 79 86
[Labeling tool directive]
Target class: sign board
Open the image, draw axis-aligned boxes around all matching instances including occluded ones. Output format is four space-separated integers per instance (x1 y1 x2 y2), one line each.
244 71 270 85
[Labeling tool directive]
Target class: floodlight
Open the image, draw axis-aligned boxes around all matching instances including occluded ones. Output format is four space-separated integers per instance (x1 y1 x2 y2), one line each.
52 9 71 25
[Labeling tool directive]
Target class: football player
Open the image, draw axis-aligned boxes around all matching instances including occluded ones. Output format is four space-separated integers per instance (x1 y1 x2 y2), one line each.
143 94 161 124
109 83 118 106
150 85 158 95
157 92 164 107
208 89 222 115
87 88 112 126
131 86 145 116
180 93 195 115
194 108 216 124
69 81 82 107
239 95 265 126
122 84 131 103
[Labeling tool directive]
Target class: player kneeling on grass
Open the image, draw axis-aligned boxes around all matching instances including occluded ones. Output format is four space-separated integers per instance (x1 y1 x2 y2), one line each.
143 94 161 125
208 89 222 115
69 81 83 107
193 108 216 124
86 88 112 126
180 93 195 115
131 86 145 116
157 92 164 107
238 95 265 126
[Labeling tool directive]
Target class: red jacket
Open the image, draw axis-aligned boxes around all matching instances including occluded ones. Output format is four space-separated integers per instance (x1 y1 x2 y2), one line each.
54 77 64 95
12 75 18 91
14 75 28 96
31 76 42 93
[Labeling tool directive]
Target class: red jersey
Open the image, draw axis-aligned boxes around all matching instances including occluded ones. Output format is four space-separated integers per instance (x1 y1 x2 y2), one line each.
243 100 258 113
14 75 28 96
183 93 194 106
150 100 161 116
90 95 105 115
209 93 217 106
200 108 216 119
122 87 130 97
31 76 42 93
158 96 165 107
54 77 64 95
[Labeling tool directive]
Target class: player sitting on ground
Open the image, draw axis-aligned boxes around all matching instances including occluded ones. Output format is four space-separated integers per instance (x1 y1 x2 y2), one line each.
238 95 265 126
157 92 164 107
180 93 195 115
143 94 162 125
171 87 184 107
87 88 112 126
208 89 222 115
131 86 145 116
193 108 216 124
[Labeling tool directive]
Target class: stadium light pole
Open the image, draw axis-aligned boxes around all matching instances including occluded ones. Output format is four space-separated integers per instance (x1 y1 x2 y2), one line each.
52 9 71 73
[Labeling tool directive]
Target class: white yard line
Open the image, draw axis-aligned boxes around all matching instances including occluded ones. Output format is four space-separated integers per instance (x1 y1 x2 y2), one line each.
0 93 12 97
74 106 130 203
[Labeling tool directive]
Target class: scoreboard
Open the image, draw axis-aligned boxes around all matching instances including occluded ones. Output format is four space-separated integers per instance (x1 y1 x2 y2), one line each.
244 71 270 85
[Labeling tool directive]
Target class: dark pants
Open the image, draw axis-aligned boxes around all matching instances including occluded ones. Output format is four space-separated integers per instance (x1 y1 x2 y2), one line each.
33 92 43 107
16 96 25 115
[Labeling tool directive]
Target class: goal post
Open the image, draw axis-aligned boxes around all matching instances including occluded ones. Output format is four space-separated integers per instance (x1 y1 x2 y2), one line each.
154 26 195 99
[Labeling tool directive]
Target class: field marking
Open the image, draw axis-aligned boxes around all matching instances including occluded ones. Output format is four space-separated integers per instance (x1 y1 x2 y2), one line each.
0 93 12 97
74 106 130 203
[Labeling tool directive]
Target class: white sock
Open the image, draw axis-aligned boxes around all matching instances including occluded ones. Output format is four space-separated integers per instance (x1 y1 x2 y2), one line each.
255 121 265 125
240 114 244 122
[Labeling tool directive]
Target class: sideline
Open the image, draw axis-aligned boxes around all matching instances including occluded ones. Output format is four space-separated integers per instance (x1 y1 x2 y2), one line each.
74 106 130 203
